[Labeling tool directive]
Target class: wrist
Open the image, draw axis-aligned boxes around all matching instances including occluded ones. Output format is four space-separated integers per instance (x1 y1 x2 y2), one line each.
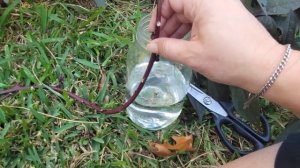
264 49 300 115
238 41 287 93
243 44 292 108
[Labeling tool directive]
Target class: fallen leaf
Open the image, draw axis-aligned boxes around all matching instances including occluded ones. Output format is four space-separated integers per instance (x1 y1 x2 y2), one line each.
149 143 175 157
98 68 106 92
149 135 195 157
164 135 195 151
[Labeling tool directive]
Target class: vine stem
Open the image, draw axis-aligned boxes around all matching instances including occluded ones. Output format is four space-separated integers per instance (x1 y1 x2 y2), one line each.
0 0 163 115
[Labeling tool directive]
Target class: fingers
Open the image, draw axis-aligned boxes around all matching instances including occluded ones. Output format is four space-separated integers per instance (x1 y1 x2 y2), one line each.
170 24 192 38
149 0 194 34
169 0 197 22
149 7 157 32
149 0 173 32
146 38 201 66
160 14 190 37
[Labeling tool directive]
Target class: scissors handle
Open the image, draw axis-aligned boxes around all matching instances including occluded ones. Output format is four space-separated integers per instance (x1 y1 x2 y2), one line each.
219 102 271 143
214 114 264 156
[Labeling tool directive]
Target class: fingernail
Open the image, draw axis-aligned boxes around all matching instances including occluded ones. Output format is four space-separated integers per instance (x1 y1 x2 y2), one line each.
146 42 158 53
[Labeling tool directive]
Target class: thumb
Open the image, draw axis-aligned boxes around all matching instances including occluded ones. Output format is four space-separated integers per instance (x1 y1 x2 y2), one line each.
146 38 200 65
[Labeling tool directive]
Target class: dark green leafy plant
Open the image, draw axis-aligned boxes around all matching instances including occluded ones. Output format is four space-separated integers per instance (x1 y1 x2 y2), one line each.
243 0 300 48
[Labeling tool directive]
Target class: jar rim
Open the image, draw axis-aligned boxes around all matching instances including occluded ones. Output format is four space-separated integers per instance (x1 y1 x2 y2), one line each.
136 15 152 49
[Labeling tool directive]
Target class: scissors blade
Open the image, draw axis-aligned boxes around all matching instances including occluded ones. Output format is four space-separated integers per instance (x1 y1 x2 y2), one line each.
187 84 228 117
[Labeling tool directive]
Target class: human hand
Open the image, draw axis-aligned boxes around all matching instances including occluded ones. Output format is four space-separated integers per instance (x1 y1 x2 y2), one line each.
147 0 286 93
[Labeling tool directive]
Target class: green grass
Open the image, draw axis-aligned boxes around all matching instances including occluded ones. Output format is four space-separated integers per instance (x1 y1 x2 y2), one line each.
0 1 297 167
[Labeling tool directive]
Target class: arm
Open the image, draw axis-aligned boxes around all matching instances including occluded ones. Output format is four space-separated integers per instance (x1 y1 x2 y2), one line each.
220 143 282 168
263 49 300 117
148 0 300 167
147 0 300 116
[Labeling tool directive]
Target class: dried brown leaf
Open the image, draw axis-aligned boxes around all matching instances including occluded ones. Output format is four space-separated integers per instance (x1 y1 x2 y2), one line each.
149 135 195 157
98 68 106 92
149 142 175 157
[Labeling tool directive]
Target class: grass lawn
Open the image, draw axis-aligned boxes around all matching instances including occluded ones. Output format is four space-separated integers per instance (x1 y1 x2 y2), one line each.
0 0 297 167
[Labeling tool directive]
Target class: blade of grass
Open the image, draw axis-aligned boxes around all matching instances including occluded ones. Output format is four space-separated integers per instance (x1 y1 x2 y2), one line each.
0 83 9 88
0 0 21 28
35 4 48 33
22 66 38 84
4 45 12 68
79 7 105 28
0 123 10 139
96 71 110 104
26 146 42 164
58 46 70 65
27 93 45 122
109 72 118 88
75 58 100 70
54 122 79 134
0 108 7 123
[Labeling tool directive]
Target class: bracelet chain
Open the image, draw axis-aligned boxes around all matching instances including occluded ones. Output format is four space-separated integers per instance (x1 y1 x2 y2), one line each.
244 44 292 109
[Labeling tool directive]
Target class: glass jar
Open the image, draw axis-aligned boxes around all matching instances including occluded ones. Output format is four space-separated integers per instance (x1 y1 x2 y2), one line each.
126 15 192 130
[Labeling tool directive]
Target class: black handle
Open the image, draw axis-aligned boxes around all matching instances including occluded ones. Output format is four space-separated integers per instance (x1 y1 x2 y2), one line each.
219 102 271 143
214 114 264 156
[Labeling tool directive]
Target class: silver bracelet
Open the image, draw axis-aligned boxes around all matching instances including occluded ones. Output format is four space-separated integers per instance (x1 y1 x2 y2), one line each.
244 44 292 109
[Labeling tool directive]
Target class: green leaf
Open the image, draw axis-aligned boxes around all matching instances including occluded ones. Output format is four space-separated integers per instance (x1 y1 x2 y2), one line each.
0 0 20 28
27 146 42 164
59 46 70 65
37 87 47 104
257 0 268 15
230 86 261 124
54 123 79 134
79 7 104 28
109 72 118 88
48 13 66 25
207 81 231 101
0 83 9 88
191 73 208 88
41 37 66 44
0 123 11 139
64 3 90 13
0 108 7 123
58 103 73 119
92 137 104 144
0 57 14 65
188 94 206 122
34 42 50 65
64 130 81 140
274 11 298 44
276 120 300 142
243 0 300 16
4 45 12 68
111 161 128 167
296 8 300 24
241 0 262 16
22 66 38 83
75 58 100 70
294 37 300 49
35 4 48 33
257 15 279 39
96 71 110 103
266 0 300 15
27 94 45 122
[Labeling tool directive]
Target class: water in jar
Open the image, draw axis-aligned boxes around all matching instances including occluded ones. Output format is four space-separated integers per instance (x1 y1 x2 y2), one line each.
126 61 189 130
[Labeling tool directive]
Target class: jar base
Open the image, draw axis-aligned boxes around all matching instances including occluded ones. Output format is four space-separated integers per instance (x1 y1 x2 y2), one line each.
126 101 183 130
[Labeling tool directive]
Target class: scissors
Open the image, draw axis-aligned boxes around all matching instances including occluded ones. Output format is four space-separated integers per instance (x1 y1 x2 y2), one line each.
187 83 271 155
